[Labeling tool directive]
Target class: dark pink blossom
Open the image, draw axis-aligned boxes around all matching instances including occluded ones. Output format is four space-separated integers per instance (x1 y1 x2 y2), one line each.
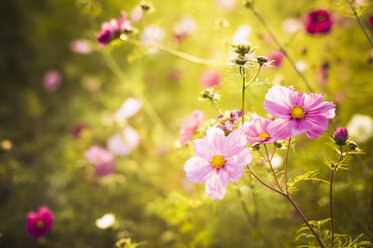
264 85 336 140
268 50 285 67
180 110 205 146
305 10 333 34
240 114 276 144
26 206 54 239
184 127 252 199
72 124 88 138
96 12 132 48
200 69 222 88
334 127 348 146
369 16 373 27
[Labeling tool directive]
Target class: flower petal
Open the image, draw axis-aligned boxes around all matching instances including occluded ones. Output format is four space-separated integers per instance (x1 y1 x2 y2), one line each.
205 170 227 200
205 127 226 154
268 119 292 140
184 156 214 183
219 164 245 184
264 85 293 119
192 138 214 160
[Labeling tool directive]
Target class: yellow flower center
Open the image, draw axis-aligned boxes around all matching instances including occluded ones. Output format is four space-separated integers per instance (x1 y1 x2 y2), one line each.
258 133 270 140
290 106 306 119
36 220 45 229
211 155 225 169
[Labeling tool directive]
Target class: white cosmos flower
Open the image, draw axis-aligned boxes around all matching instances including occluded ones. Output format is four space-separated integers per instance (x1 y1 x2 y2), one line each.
347 114 373 143
271 154 283 169
107 126 140 156
95 213 116 229
116 98 143 120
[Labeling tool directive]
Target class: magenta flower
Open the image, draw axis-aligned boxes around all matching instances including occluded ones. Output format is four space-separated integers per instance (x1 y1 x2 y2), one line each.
369 16 373 28
184 127 252 199
264 85 336 140
72 124 88 138
268 50 285 67
334 127 348 146
305 10 333 34
240 114 276 144
43 70 62 92
85 146 116 176
200 69 222 88
180 110 205 146
26 206 54 239
96 12 132 48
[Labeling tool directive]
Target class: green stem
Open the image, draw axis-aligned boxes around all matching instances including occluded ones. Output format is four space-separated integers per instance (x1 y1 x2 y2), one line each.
345 0 373 48
245 65 261 88
284 137 291 194
330 169 335 248
264 144 283 191
124 38 220 66
240 66 246 123
248 7 314 92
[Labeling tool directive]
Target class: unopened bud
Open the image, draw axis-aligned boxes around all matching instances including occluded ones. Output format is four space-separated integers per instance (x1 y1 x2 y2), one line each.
235 55 248 65
252 142 260 151
274 141 282 149
333 127 348 146
233 41 252 56
257 56 268 65
348 141 358 151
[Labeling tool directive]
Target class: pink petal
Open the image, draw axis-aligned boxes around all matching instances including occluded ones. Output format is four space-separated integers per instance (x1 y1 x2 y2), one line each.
304 117 329 139
219 164 245 184
205 170 227 200
205 127 226 154
287 119 313 136
264 85 293 119
225 146 252 167
302 93 324 111
267 119 292 140
184 156 214 183
193 138 214 160
306 101 336 119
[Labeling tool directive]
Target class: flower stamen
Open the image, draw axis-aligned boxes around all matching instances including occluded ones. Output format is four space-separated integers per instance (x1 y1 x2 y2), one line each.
290 106 306 119
211 155 225 169
36 220 45 229
258 132 270 140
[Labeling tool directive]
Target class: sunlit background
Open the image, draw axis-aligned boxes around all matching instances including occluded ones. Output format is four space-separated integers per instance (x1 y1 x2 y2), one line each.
1 0 373 247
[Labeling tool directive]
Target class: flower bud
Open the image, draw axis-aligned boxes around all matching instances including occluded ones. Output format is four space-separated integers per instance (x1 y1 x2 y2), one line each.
274 141 282 149
252 142 261 151
257 56 268 65
348 141 358 151
333 127 348 146
235 55 247 65
233 40 252 56
140 1 153 11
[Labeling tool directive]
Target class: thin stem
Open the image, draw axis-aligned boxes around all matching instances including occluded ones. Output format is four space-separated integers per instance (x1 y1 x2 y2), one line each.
240 66 246 123
248 166 286 196
264 144 283 191
284 137 292 194
330 169 335 248
124 38 220 66
248 7 314 92
286 195 326 248
211 99 223 115
345 0 373 48
245 65 261 88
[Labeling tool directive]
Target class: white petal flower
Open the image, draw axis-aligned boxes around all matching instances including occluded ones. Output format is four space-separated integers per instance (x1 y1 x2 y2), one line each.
347 114 373 143
116 98 143 120
95 213 116 229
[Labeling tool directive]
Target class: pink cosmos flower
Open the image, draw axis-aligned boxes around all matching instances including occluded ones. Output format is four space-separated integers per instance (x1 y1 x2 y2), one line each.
369 16 373 28
200 69 222 88
72 124 88 138
96 12 132 48
107 126 139 156
268 50 285 67
43 70 62 92
305 10 333 35
216 109 245 134
85 146 116 176
116 98 143 120
26 206 54 239
141 26 165 46
70 40 92 54
180 110 205 146
240 114 276 144
184 127 252 199
264 85 336 140
173 18 196 43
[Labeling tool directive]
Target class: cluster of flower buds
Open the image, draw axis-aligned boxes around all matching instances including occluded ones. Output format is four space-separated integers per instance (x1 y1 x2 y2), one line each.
216 109 245 135
200 88 220 103
232 40 254 65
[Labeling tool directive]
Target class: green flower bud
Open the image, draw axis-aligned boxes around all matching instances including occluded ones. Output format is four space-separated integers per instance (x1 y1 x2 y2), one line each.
235 55 248 65
257 56 268 64
233 40 252 56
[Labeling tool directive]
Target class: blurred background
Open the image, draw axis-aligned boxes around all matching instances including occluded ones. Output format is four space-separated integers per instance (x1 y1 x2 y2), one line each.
1 0 373 247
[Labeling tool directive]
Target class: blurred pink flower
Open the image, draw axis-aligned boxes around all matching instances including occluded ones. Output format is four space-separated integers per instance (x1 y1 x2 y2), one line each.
70 40 92 54
240 114 276 144
282 18 303 34
305 10 333 35
264 85 336 140
85 146 116 176
369 16 373 27
168 69 182 83
173 18 196 43
268 50 285 67
131 6 143 23
317 62 329 86
215 0 236 11
26 206 54 239
184 127 252 199
107 126 139 156
335 91 346 103
141 26 165 46
200 69 222 88
43 70 62 92
96 12 132 48
72 124 88 138
180 110 205 146
116 98 143 120
233 25 251 43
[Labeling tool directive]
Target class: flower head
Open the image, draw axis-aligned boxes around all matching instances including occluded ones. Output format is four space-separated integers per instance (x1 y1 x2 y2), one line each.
200 69 222 88
264 85 336 140
180 110 205 146
116 98 143 120
216 109 245 135
369 16 373 28
26 206 54 239
96 12 132 48
305 10 333 34
347 114 373 143
95 213 116 229
107 126 139 155
184 127 252 199
268 50 285 67
43 70 62 92
85 146 116 176
333 127 348 146
240 114 276 144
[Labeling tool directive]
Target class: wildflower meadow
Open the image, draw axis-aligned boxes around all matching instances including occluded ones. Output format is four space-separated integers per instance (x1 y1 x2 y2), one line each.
2 0 373 247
